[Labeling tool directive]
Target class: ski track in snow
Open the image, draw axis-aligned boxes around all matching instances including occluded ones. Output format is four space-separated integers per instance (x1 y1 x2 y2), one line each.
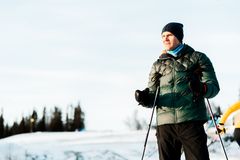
0 130 239 160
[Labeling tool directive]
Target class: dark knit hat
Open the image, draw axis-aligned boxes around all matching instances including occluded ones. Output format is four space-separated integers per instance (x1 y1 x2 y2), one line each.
162 22 184 43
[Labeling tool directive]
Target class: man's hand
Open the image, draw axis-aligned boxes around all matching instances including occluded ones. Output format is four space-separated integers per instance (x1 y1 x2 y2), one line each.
189 74 207 97
135 88 150 106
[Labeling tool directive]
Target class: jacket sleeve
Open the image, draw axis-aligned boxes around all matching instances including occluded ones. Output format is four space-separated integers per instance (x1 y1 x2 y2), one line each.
145 60 161 107
197 52 220 98
147 60 161 92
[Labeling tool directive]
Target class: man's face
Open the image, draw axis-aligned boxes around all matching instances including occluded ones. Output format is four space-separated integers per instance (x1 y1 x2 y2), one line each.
161 31 180 51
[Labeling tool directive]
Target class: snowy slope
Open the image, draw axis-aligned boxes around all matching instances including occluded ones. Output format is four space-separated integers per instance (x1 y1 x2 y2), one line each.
0 130 239 160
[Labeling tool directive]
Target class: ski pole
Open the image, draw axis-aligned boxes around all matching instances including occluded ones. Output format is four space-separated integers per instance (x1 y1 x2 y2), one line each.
141 86 159 160
206 98 228 160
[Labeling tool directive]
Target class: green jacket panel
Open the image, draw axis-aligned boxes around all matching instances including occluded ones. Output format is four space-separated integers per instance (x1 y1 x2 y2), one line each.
147 44 220 125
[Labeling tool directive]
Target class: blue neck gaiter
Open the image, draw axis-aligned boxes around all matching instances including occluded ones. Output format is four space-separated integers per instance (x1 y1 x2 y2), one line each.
167 44 184 57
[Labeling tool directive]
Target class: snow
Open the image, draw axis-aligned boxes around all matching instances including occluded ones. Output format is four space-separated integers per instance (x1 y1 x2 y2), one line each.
0 130 239 160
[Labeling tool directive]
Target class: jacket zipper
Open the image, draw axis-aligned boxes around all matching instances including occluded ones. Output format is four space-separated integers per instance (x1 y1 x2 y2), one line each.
172 58 177 123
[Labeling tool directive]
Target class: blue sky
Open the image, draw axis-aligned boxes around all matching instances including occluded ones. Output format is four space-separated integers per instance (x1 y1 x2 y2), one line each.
0 0 240 130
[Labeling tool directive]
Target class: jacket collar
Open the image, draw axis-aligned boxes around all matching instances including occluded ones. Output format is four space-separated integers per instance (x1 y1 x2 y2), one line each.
159 44 194 60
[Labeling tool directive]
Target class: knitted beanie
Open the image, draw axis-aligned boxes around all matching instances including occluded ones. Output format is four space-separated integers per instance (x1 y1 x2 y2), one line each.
162 22 184 43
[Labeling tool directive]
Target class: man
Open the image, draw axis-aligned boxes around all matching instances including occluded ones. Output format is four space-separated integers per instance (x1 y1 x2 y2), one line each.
217 101 240 147
135 22 220 160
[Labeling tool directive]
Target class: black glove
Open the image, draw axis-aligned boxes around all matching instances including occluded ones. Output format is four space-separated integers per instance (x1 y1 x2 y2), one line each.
135 88 150 106
189 74 207 97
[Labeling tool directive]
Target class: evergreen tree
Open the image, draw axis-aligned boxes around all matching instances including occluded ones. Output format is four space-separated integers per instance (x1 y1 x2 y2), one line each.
73 103 85 131
0 113 4 138
37 107 47 132
4 124 10 138
30 110 38 132
50 107 63 131
10 121 19 135
18 117 28 134
24 117 31 133
65 113 74 131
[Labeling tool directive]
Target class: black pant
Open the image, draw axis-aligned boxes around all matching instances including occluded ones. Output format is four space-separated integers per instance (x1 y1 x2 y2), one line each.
234 128 240 146
156 121 210 160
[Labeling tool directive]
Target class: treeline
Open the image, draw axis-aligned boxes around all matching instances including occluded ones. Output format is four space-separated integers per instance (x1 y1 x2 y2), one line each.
0 103 85 139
